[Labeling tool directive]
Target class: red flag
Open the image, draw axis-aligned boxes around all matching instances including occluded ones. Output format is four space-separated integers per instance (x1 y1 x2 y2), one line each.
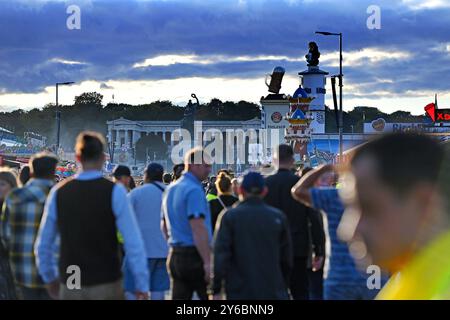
424 103 435 122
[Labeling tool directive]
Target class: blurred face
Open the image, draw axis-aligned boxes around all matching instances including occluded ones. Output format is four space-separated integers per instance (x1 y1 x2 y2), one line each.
0 179 13 201
343 155 431 272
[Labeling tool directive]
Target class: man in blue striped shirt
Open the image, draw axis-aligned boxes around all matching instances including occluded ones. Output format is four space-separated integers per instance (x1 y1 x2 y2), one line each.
292 164 382 300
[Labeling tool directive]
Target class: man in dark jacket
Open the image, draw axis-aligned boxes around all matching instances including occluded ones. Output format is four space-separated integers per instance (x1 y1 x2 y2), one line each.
264 144 325 300
211 171 292 300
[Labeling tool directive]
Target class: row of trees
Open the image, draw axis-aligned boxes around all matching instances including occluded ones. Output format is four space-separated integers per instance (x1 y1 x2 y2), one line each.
0 92 426 151
0 92 261 150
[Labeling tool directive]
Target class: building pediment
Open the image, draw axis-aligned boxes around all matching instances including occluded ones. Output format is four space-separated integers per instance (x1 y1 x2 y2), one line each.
242 117 261 124
107 117 137 125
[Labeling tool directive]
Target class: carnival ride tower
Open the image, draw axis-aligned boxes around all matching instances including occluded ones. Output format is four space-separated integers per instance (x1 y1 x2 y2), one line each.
285 95 315 162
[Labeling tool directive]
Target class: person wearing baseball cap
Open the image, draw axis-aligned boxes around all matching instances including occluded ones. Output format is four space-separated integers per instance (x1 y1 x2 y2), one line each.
112 165 133 251
124 162 169 300
112 165 132 191
211 171 293 300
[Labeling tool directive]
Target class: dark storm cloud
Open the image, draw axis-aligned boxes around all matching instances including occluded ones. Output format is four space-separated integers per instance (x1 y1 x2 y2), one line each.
0 0 449 97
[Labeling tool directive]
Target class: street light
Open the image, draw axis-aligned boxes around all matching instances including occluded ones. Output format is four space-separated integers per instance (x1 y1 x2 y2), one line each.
55 81 75 152
315 31 343 161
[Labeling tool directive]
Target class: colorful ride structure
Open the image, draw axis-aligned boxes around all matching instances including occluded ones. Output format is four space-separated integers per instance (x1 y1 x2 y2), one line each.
285 90 315 161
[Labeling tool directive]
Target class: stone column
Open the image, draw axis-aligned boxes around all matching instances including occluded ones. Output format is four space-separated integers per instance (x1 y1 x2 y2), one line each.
222 131 227 166
169 130 175 148
132 130 141 148
115 129 121 147
124 130 130 149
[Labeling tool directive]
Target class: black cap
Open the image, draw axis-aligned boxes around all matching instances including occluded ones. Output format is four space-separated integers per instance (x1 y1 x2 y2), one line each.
145 163 164 176
239 171 265 194
113 165 131 178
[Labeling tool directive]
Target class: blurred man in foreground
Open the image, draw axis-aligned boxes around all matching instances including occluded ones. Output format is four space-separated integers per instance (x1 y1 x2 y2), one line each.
343 133 449 299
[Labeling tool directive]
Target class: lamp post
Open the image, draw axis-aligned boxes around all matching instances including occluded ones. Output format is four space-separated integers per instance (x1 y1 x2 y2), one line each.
315 31 343 161
55 82 75 152
191 93 199 147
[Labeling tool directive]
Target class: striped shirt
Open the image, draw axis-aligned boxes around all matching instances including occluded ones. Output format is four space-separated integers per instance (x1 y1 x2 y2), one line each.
311 187 367 285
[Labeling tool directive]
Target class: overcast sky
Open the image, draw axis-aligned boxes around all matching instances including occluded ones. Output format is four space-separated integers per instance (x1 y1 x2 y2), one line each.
0 0 449 114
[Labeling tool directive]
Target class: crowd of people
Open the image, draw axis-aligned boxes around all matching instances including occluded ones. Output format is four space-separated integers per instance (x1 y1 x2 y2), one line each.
0 130 448 300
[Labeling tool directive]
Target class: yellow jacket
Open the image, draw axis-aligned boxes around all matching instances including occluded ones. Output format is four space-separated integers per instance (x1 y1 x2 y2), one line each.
377 231 450 300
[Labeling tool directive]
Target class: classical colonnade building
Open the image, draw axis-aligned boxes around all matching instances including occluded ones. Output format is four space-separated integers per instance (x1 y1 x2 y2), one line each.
106 117 263 165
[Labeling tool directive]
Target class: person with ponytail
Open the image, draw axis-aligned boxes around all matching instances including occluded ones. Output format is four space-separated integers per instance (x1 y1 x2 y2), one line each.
209 172 238 231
